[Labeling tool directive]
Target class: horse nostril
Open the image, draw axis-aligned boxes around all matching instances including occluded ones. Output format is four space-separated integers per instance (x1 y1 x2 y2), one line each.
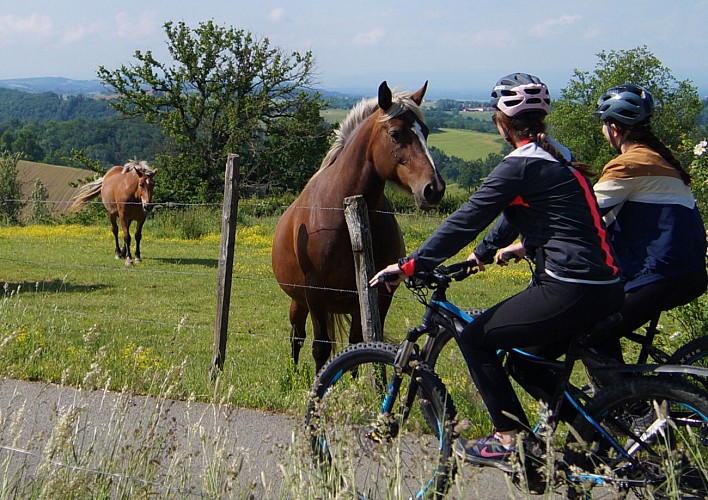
424 180 446 204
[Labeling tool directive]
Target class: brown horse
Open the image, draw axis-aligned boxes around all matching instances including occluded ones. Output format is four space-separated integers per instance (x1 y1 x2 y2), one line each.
272 81 445 372
70 160 158 266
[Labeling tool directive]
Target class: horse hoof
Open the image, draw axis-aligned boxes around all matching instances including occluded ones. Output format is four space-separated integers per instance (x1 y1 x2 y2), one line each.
125 259 133 267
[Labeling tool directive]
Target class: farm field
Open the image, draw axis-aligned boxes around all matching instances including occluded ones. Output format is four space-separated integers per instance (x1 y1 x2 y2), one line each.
428 127 504 161
0 214 532 423
17 160 95 214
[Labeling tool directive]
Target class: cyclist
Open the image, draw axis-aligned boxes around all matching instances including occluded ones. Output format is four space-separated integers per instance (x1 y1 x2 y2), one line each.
370 73 624 471
585 84 708 384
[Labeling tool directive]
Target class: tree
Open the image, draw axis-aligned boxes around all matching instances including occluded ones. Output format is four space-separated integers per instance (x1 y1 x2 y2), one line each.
97 20 331 202
28 178 50 223
548 46 703 171
0 151 25 224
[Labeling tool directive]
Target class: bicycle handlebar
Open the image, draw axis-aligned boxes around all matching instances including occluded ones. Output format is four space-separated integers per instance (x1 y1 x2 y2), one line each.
410 261 477 287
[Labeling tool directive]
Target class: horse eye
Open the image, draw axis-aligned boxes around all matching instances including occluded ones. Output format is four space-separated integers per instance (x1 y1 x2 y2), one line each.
389 130 400 142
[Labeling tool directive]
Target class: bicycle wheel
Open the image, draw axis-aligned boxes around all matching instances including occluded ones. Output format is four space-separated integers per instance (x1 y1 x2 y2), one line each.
669 334 708 392
305 341 457 499
564 377 708 499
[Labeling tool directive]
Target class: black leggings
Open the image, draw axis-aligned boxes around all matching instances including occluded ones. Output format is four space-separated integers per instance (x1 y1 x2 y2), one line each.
585 268 708 385
458 275 624 432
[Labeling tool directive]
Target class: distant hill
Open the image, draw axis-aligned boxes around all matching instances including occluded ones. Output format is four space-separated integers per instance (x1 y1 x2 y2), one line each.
0 77 109 96
17 160 96 214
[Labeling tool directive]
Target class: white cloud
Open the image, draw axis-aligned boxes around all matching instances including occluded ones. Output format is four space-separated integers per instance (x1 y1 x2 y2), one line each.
267 8 285 23
353 27 385 46
60 22 103 44
114 10 160 39
530 14 580 37
0 13 54 45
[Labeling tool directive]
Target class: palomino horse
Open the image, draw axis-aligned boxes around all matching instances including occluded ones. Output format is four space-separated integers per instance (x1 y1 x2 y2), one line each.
70 160 158 266
272 81 445 372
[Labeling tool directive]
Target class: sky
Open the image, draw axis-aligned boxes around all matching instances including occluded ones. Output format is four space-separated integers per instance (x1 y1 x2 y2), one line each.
1 0 707 100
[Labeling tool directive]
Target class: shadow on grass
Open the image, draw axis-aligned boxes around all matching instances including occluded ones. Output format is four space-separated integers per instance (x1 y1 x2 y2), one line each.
1 280 111 294
153 257 218 268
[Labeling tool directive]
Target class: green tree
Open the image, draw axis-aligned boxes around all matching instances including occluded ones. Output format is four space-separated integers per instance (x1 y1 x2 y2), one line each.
548 46 703 171
97 20 331 202
0 151 25 224
27 178 51 223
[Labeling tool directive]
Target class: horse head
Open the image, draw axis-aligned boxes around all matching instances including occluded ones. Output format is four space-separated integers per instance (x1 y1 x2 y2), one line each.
136 167 158 212
373 81 445 209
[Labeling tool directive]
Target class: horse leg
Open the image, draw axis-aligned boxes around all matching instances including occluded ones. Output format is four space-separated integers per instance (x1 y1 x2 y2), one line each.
349 310 364 345
311 309 332 373
134 218 145 263
120 218 133 266
289 300 308 366
109 214 121 259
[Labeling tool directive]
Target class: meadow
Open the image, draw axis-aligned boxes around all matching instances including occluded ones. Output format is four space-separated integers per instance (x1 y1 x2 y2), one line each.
0 208 702 498
0 208 692 416
427 128 505 161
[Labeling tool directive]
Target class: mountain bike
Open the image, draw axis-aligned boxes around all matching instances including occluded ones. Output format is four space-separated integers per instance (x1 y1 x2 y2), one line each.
304 261 708 499
424 255 708 391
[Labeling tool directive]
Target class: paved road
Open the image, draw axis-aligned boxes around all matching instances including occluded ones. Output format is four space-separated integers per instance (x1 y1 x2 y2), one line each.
0 377 565 498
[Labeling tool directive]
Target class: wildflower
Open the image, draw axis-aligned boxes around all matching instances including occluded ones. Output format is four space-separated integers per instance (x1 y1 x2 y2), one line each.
694 140 707 156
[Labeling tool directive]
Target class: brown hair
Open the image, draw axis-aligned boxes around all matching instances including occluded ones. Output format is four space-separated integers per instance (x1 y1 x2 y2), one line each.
612 120 691 185
494 111 596 178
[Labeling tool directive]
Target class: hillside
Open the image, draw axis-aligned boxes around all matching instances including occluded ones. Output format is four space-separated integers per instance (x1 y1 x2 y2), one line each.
17 160 96 213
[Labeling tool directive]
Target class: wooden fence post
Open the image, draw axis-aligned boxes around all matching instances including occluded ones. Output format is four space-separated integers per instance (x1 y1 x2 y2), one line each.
344 195 383 341
211 154 240 380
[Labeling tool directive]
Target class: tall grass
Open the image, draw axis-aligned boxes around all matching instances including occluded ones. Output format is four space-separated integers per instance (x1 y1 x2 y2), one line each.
0 209 702 497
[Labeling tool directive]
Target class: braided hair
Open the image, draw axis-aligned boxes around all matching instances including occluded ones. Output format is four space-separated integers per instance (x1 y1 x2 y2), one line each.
495 111 596 178
614 120 691 185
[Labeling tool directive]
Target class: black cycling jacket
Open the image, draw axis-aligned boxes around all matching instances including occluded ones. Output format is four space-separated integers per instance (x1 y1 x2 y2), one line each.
399 142 620 285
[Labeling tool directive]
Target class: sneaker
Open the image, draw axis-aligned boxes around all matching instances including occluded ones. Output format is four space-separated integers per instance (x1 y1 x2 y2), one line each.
454 433 515 472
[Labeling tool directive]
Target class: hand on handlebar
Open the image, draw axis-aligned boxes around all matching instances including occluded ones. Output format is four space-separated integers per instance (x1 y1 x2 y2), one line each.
466 252 485 272
369 263 405 292
495 243 525 266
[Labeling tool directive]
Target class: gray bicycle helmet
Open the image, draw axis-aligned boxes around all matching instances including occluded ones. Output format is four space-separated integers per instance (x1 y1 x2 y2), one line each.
593 84 654 127
491 73 551 116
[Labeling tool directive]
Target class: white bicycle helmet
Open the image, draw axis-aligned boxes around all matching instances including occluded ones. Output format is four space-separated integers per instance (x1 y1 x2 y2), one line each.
491 73 551 116
593 83 654 127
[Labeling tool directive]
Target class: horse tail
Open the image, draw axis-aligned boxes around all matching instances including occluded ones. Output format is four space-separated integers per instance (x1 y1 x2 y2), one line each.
329 313 351 354
69 177 103 212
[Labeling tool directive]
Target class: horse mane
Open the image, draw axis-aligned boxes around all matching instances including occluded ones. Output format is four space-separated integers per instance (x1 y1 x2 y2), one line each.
122 159 153 174
315 89 425 175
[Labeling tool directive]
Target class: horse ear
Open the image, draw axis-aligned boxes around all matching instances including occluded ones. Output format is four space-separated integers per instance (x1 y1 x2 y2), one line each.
411 81 428 105
378 81 392 111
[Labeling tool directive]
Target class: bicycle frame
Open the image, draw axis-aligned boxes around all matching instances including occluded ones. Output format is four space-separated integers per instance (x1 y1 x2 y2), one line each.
390 267 708 489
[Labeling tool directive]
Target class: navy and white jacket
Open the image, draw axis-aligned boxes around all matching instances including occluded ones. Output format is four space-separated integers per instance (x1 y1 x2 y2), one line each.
593 144 706 292
399 142 620 285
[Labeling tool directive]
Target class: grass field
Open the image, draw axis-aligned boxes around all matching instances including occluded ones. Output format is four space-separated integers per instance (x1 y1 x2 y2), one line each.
427 128 504 161
0 214 530 420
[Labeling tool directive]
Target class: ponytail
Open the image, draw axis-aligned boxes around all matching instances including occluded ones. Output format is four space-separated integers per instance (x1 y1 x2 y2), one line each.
536 133 596 178
617 121 691 185
496 111 596 178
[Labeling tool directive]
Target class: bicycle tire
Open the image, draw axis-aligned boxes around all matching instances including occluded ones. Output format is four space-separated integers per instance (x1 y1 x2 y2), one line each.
668 334 708 392
305 341 458 499
564 376 708 499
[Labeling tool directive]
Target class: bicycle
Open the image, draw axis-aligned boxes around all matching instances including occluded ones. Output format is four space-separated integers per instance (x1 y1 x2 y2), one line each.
423 254 708 390
304 261 708 499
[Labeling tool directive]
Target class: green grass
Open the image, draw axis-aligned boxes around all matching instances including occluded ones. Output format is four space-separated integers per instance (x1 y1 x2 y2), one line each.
427 128 504 161
0 214 523 415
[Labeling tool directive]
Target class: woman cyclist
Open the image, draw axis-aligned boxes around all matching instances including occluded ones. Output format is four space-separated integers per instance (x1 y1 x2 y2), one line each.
585 84 708 384
370 73 624 471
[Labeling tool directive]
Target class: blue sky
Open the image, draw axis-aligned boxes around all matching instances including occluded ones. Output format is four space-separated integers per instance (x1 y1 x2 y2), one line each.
1 1 706 99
